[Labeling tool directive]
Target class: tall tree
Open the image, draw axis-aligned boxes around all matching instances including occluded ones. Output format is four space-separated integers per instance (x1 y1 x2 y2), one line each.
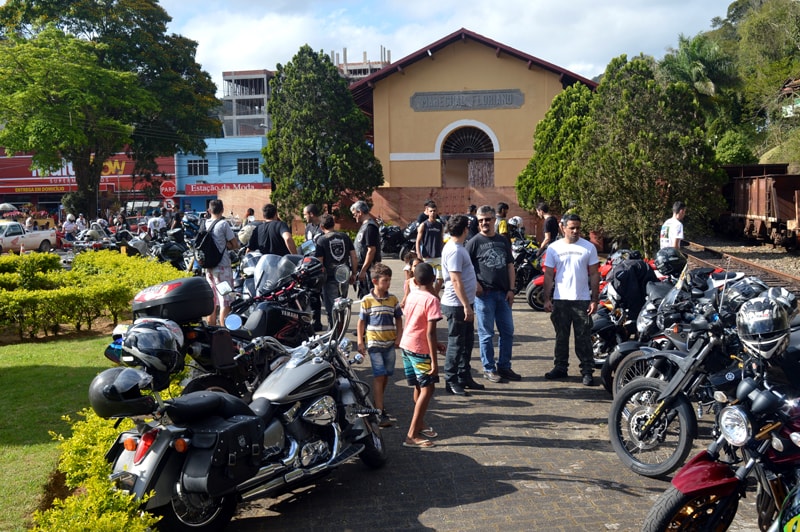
264 45 383 219
0 0 220 216
567 55 726 256
516 82 593 212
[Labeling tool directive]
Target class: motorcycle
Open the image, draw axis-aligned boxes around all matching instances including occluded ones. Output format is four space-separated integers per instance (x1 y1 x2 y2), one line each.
511 238 542 295
91 297 387 532
607 302 746 477
398 221 419 262
643 315 800 532
377 218 404 256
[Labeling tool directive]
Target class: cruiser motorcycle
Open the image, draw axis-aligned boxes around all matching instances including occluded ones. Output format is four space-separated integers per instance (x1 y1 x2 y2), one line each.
91 297 387 531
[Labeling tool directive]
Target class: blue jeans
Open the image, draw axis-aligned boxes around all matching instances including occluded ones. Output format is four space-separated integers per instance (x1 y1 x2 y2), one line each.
441 304 475 384
474 290 514 372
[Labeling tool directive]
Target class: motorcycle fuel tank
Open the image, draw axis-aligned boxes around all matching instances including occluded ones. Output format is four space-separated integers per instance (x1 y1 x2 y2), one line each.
252 356 336 404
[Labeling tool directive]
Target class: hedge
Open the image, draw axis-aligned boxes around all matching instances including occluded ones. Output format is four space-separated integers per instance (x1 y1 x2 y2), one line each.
0 251 192 339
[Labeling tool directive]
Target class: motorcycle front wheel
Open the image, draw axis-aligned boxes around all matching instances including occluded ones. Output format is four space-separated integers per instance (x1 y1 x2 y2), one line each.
612 353 677 396
608 377 696 478
157 491 237 532
359 413 388 469
525 281 545 311
642 485 739 532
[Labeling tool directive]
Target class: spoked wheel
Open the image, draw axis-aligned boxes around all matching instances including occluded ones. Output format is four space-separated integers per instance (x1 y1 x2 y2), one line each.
157 490 237 532
526 282 545 311
612 353 676 396
642 485 739 532
608 377 696 478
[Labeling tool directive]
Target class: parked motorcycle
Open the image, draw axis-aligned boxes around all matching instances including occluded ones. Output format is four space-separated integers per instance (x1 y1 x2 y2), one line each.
511 238 541 295
643 297 800 530
377 218 404 256
91 297 387 531
398 221 419 262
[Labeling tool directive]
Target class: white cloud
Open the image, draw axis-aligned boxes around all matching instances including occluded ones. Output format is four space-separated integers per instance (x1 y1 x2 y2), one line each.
158 0 731 94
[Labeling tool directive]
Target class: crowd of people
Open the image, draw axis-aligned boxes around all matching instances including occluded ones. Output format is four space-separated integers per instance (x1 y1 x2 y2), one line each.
191 197 688 450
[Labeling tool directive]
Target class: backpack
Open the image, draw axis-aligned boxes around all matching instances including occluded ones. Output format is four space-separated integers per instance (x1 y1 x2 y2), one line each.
194 218 224 269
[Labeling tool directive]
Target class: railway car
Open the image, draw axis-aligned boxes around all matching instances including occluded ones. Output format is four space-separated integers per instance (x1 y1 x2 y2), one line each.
722 163 800 249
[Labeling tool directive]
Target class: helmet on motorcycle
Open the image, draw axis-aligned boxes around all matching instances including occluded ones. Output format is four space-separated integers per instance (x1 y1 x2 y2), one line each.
89 367 157 419
763 286 798 322
737 296 791 360
66 214 75 222
720 277 770 317
654 247 687 277
121 320 183 390
508 216 524 234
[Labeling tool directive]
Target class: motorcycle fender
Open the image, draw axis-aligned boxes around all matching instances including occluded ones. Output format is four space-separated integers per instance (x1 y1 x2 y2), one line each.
605 342 657 370
671 451 740 498
110 426 186 506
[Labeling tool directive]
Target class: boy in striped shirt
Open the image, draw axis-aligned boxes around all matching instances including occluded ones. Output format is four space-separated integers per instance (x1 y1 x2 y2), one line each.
357 263 403 427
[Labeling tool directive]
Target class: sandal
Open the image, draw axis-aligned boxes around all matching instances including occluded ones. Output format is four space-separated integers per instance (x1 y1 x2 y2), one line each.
402 438 435 448
420 427 438 439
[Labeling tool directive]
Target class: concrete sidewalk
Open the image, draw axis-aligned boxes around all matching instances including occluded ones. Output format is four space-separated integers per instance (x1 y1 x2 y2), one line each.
229 258 759 532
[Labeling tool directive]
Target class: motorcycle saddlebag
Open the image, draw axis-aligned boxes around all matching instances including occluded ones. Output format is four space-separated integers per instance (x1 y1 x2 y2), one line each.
182 414 264 497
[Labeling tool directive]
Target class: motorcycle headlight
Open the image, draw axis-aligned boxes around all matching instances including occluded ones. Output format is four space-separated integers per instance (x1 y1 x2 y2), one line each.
719 406 752 447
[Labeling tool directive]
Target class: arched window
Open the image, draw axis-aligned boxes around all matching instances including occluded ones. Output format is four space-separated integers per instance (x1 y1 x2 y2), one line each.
442 127 494 158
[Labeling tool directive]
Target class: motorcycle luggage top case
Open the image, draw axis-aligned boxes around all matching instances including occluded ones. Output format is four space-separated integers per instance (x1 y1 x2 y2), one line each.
132 277 214 323
182 414 265 497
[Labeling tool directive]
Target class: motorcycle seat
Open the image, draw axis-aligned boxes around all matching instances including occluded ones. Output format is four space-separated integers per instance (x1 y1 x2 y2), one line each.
165 391 254 425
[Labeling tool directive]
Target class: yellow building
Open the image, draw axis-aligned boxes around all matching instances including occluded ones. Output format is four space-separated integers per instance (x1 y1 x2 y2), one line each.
350 28 596 227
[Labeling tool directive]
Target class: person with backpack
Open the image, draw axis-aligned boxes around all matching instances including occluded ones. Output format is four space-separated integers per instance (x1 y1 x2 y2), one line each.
202 199 240 326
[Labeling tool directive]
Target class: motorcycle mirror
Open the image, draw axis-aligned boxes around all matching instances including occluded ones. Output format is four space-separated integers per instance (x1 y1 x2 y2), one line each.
216 281 232 296
791 432 800 448
298 240 316 256
224 314 243 330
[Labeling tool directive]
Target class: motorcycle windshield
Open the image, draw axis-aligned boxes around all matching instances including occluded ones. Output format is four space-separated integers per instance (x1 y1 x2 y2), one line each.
657 286 692 316
254 254 298 294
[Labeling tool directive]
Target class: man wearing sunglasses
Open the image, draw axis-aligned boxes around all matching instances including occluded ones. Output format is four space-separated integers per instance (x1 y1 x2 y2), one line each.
465 205 520 384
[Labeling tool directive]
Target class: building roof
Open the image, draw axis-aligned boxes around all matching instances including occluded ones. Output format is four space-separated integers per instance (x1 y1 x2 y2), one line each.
350 27 598 116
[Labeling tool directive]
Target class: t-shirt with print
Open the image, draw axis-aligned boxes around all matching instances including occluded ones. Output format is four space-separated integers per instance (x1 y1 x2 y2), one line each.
398 289 442 355
465 233 513 292
359 291 402 350
659 217 684 249
543 237 599 301
316 231 355 277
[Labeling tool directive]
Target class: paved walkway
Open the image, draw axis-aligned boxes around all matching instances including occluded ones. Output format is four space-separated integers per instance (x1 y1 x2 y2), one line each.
229 258 759 532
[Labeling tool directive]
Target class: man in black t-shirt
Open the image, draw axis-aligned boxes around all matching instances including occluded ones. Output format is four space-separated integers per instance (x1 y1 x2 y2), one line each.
465 204 479 240
536 202 560 258
246 203 297 256
350 200 381 298
466 204 520 384
316 214 358 326
303 203 323 243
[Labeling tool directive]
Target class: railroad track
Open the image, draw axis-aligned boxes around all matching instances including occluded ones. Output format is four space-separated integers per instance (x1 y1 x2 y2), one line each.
683 240 800 297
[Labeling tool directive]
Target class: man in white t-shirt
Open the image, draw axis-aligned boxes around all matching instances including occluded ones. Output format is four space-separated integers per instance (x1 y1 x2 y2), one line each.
659 201 686 249
543 213 600 386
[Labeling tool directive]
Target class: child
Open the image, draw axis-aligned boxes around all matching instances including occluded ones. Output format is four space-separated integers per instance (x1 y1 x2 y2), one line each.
357 263 403 428
398 262 443 448
400 252 421 309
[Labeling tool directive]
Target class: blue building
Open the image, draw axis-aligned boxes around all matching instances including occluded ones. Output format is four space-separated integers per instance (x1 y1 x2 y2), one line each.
175 136 269 214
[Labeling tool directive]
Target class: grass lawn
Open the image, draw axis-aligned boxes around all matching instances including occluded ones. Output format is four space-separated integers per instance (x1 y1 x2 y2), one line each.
0 334 110 531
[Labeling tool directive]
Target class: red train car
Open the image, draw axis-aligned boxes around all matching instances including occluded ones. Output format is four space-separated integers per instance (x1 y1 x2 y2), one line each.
722 163 800 249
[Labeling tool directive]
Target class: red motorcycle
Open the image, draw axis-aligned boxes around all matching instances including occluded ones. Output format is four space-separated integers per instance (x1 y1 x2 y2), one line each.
643 296 800 531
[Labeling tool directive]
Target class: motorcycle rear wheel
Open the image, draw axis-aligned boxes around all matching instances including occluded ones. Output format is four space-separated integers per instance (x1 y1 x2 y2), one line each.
525 282 545 311
608 377 696 478
156 492 237 532
642 485 739 532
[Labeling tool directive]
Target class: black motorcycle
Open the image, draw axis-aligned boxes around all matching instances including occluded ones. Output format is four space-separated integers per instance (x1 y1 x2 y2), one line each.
378 218 404 256
91 297 387 532
511 238 541 295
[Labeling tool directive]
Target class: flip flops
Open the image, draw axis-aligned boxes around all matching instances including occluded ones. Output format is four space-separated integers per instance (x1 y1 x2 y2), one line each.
420 427 438 439
402 438 435 448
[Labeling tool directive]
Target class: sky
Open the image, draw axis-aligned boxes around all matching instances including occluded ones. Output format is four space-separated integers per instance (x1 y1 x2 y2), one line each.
159 0 733 95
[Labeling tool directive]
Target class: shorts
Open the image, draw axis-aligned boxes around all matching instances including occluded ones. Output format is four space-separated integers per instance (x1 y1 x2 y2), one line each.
423 257 443 281
367 347 396 377
205 264 234 308
402 349 439 388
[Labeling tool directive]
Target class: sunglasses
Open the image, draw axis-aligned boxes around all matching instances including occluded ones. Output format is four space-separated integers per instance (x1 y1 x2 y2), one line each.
478 217 493 223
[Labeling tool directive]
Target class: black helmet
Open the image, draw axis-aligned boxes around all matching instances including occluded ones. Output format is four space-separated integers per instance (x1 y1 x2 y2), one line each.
121 320 183 390
737 296 791 360
89 367 157 419
654 247 687 277
720 277 769 317
763 286 798 322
